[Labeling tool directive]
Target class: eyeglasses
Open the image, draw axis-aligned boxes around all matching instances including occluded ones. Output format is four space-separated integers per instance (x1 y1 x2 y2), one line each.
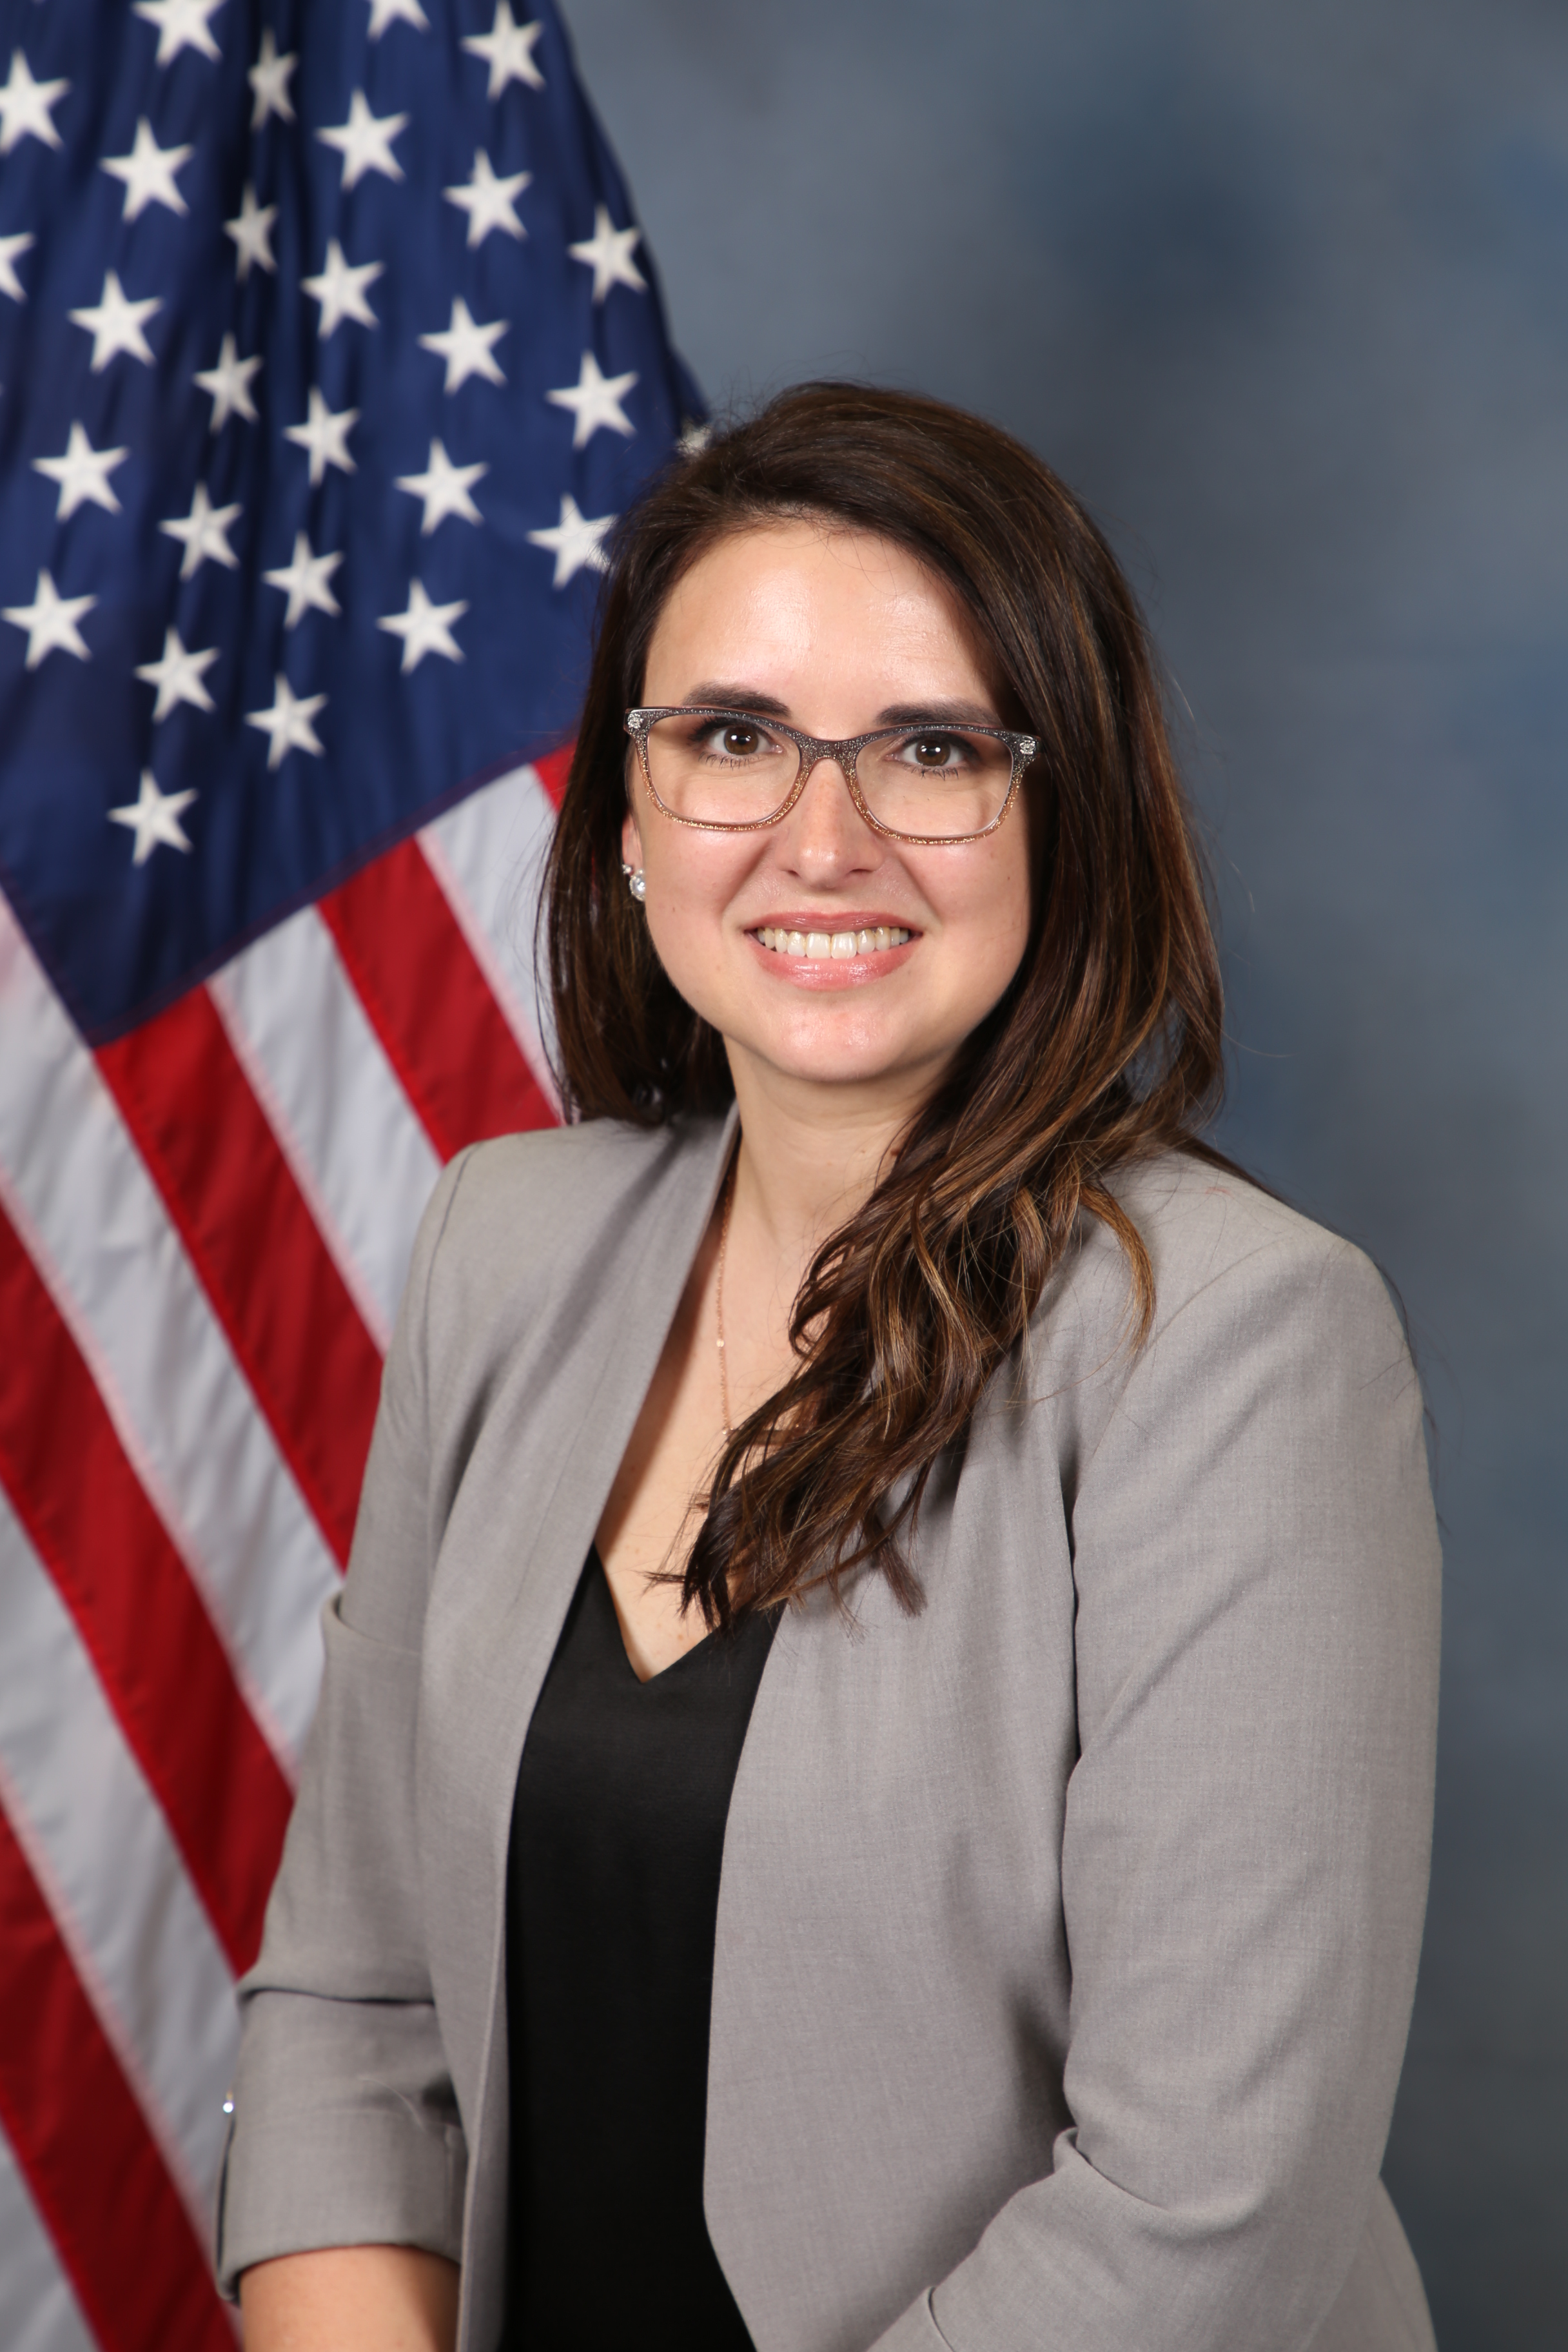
623 707 1038 845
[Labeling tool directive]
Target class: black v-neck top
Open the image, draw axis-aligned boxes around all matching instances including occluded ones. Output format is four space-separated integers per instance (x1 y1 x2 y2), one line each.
500 1549 775 2349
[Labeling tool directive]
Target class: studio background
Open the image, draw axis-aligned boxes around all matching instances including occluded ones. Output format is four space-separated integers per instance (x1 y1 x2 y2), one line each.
558 1 1567 2343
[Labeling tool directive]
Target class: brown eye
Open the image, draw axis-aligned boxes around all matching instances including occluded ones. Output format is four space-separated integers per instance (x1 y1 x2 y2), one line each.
723 725 761 756
912 736 954 767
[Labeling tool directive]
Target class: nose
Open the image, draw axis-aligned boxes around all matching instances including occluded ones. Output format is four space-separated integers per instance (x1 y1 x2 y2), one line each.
777 750 878 880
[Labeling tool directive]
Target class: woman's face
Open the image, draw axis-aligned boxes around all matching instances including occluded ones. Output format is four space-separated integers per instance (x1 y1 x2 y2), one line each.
624 520 1034 1110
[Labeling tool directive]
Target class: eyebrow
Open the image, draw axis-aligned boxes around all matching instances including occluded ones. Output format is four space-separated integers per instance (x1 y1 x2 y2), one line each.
676 685 1002 729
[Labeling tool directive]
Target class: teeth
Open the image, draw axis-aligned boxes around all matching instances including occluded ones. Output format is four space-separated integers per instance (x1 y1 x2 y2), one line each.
754 926 912 955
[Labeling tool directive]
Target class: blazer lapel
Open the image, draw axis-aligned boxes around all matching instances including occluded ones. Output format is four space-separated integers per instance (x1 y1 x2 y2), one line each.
419 1107 738 2351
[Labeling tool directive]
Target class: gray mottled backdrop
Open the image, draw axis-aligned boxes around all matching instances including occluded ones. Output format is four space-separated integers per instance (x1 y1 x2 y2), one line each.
561 1 1567 2342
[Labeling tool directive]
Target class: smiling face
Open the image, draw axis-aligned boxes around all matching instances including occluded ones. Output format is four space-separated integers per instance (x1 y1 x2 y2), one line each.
623 520 1034 1115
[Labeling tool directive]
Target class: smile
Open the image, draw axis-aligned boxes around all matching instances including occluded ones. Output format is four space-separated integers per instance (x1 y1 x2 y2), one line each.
754 925 914 959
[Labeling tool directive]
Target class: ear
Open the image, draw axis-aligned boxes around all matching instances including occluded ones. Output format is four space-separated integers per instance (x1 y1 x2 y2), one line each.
620 807 644 873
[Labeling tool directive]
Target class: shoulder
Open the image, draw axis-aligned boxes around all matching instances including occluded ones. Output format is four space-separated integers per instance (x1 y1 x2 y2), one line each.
397 1110 733 1360
1115 1150 1386 1332
1034 1149 1407 1425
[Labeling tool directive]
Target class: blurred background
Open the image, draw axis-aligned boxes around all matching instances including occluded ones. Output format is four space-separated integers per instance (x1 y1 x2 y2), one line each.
559 0 1567 2341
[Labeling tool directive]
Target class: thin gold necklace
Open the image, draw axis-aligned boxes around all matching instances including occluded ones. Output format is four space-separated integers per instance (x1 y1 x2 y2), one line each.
715 1161 735 1444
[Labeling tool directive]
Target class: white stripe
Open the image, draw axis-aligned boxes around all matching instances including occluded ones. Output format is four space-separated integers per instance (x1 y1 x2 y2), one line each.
0 1488 237 2244
210 905 442 1351
419 761 560 1102
0 2125 98 2352
0 896 335 1767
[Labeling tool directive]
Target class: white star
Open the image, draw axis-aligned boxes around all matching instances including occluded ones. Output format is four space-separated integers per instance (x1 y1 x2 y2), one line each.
159 481 242 580
462 2 544 97
264 531 343 629
248 28 296 127
101 116 192 220
677 418 711 456
419 297 507 393
377 579 467 672
526 493 615 588
195 333 261 430
134 626 218 720
368 0 429 33
0 230 33 302
2 569 95 667
284 387 358 485
109 770 197 864
395 439 487 534
443 147 530 248
224 182 277 280
32 422 129 520
0 52 70 155
68 271 161 371
246 674 326 769
317 88 407 191
302 239 383 338
133 0 225 67
568 205 646 302
546 349 638 448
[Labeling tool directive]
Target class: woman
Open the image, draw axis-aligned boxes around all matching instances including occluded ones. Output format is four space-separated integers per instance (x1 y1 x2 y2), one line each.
222 384 1440 2352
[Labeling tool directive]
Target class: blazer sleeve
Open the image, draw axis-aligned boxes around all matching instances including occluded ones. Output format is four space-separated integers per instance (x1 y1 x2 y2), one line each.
213 1148 477 2298
874 1220 1442 2352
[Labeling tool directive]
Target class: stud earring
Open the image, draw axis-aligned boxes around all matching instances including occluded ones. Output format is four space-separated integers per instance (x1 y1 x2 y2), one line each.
622 863 647 902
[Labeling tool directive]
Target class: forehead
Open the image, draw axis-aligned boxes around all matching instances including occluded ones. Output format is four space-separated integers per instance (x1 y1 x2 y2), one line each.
644 520 994 692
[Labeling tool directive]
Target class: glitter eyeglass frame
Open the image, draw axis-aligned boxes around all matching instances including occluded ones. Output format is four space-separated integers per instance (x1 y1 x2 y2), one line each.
623 707 1039 845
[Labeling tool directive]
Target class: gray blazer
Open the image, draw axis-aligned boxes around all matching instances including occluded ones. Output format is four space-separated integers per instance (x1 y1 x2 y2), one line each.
216 1112 1441 2352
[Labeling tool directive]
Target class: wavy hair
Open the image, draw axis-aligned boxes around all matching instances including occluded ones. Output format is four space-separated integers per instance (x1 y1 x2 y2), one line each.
544 383 1226 1625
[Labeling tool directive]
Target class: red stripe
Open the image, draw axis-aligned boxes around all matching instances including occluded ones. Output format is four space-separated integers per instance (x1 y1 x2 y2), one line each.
533 744 572 807
320 836 556 1161
97 990 383 1567
0 1796 233 2352
0 1203 293 1974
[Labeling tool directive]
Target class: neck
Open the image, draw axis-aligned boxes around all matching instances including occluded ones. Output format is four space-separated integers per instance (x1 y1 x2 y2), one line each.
721 1044 941 1275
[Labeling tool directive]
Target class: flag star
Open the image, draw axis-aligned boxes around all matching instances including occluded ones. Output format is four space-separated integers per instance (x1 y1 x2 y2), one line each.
159 481 242 579
101 116 193 220
302 239 383 337
68 270 161 371
3 569 95 667
419 297 507 393
462 2 544 98
133 0 225 67
546 349 638 448
0 230 33 302
377 579 467 672
395 438 487 534
109 770 197 863
443 148 529 248
32 422 129 520
248 28 296 126
134 625 219 720
224 182 277 280
368 0 429 34
678 418 711 456
246 674 326 769
527 493 614 588
568 205 646 302
284 387 358 484
195 333 262 430
0 51 70 154
264 530 344 629
317 88 407 190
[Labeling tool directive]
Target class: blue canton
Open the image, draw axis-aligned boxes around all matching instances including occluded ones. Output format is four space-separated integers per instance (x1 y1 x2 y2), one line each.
0 0 701 1039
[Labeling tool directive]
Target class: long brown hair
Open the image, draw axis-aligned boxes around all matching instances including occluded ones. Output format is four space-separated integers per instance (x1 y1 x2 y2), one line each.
544 382 1225 1625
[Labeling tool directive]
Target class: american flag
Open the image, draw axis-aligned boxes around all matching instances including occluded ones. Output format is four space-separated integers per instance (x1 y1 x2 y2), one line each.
0 3 697 2341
